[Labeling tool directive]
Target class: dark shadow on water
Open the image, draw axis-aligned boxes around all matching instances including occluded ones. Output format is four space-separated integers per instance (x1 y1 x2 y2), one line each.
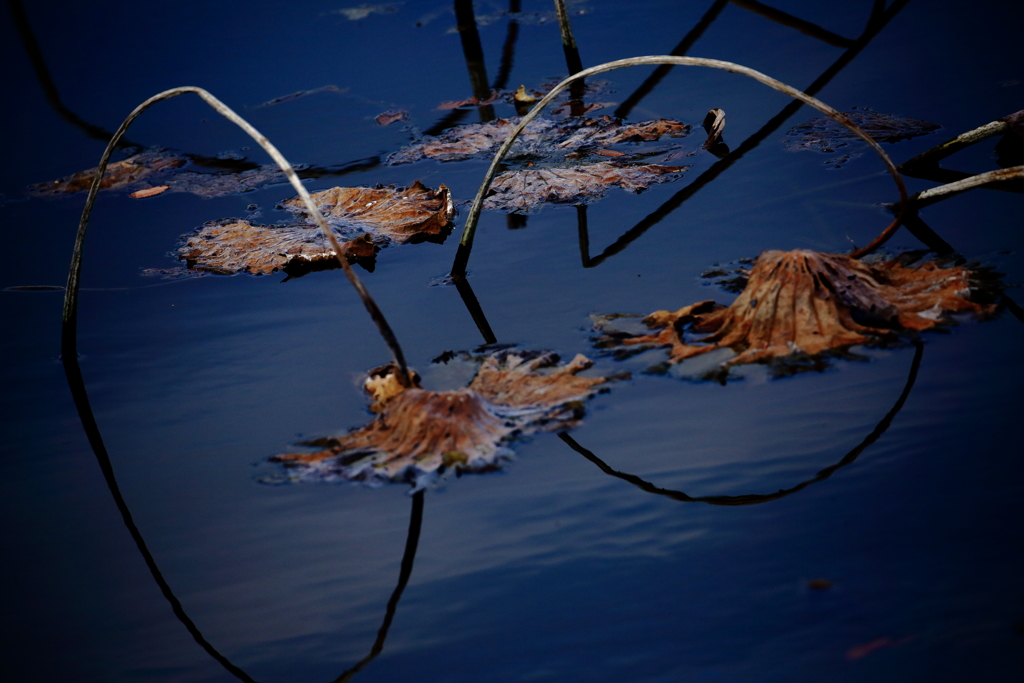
559 340 923 506
62 346 425 682
583 0 910 268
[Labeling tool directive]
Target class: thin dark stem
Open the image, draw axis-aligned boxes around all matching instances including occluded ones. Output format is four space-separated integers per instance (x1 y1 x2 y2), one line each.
729 0 853 47
60 352 258 683
452 53 908 279
60 86 412 387
333 491 425 683
454 0 495 123
614 0 728 119
583 0 908 267
6 0 138 148
559 340 923 506
454 278 498 345
576 205 591 267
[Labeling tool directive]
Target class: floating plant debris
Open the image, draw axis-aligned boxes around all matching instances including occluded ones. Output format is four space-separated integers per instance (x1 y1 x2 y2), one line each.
594 249 998 373
484 161 686 213
784 109 940 167
270 350 620 488
31 150 186 196
175 182 453 274
388 115 690 164
280 181 454 244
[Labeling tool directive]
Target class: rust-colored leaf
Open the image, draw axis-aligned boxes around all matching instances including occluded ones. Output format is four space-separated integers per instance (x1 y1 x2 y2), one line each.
375 109 409 126
129 185 170 199
178 219 376 275
281 181 454 244
271 350 619 487
31 150 297 199
388 115 690 164
484 162 686 213
595 249 997 372
31 151 186 196
785 109 940 154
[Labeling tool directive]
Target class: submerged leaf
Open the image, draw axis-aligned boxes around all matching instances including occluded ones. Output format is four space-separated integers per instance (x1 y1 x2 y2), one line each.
31 151 186 196
271 350 619 488
388 115 690 164
595 249 997 372
31 150 298 198
484 161 686 213
784 108 940 154
178 219 376 275
281 181 455 244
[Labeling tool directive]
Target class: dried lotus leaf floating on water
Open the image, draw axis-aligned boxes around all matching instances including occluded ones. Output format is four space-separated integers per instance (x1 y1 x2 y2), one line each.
594 250 998 373
177 219 376 275
31 151 186 196
784 109 940 154
175 182 453 275
281 181 454 244
271 350 619 488
484 161 686 213
387 115 690 164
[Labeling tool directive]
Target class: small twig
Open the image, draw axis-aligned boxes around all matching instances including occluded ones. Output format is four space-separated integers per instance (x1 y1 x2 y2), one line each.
451 55 908 277
899 119 1010 172
912 165 1024 207
61 86 412 387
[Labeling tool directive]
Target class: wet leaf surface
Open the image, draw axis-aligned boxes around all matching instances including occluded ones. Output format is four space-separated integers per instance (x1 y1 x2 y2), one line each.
31 151 186 195
484 161 686 213
280 180 455 244
387 115 690 164
784 108 940 167
177 219 376 275
174 181 453 275
594 249 998 375
375 109 409 126
270 350 620 488
31 150 299 198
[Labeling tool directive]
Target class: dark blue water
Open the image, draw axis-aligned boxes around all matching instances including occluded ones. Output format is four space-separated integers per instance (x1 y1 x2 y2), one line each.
2 1 1023 681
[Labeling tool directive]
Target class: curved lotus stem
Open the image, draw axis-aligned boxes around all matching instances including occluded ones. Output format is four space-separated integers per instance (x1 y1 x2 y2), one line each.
61 86 412 386
451 55 909 277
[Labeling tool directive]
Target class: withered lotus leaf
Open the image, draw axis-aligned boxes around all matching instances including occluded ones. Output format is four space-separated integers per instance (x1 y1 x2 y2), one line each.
271 350 618 487
483 162 686 213
785 109 940 153
596 250 996 370
388 115 690 164
32 151 186 196
178 219 376 275
31 150 297 198
281 181 455 244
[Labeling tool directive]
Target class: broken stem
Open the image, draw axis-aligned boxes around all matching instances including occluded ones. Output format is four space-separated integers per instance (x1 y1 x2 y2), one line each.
911 165 1024 207
899 119 1009 172
61 86 412 387
452 55 908 278
554 0 584 75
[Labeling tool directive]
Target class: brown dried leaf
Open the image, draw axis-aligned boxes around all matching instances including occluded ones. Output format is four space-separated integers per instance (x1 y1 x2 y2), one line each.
513 85 536 104
483 162 686 213
31 151 186 196
597 249 997 371
271 350 619 487
178 219 376 275
388 115 690 164
129 185 170 199
375 109 409 126
281 181 455 244
785 109 940 153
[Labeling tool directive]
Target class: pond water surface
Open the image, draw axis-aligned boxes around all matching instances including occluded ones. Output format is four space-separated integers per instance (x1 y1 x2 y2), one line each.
2 1 1023 681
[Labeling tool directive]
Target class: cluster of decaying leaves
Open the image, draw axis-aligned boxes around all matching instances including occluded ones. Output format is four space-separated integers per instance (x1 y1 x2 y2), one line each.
390 115 691 213
594 249 997 373
178 181 454 274
271 350 620 488
31 150 300 199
